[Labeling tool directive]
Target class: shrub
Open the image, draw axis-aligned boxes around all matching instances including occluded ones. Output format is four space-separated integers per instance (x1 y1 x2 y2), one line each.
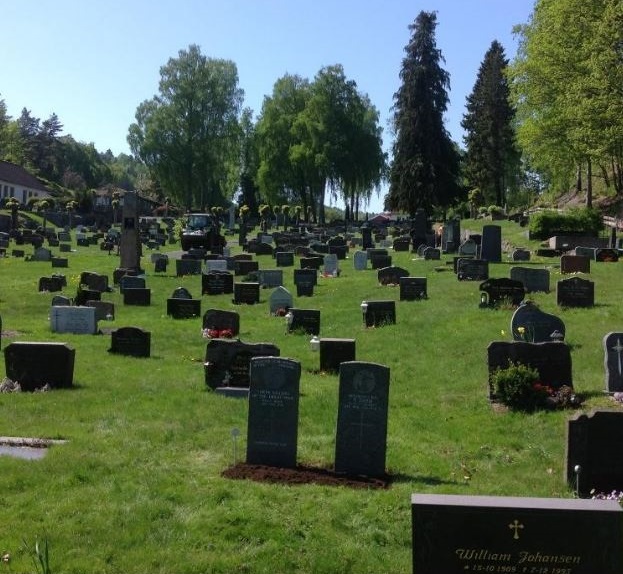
491 362 542 411
529 207 603 239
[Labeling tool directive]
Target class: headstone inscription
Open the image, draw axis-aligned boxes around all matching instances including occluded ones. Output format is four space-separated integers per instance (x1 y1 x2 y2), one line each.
4 341 75 391
510 301 565 342
246 357 301 468
377 266 409 286
202 271 234 295
109 327 151 357
412 493 623 574
603 332 623 393
399 277 427 301
334 361 390 478
487 341 572 400
233 282 260 305
204 339 280 389
557 277 594 308
457 258 489 281
202 309 240 337
509 266 550 293
269 286 293 315
288 309 320 335
567 410 623 499
560 254 591 274
480 224 502 262
50 306 97 334
362 300 396 328
319 338 356 373
479 278 525 307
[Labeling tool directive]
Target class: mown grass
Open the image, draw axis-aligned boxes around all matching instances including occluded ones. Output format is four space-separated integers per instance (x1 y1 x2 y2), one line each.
0 218 621 573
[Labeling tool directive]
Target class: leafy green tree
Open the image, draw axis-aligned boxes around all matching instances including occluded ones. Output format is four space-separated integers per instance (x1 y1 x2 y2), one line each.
238 108 260 216
128 44 244 210
461 41 521 208
386 11 462 216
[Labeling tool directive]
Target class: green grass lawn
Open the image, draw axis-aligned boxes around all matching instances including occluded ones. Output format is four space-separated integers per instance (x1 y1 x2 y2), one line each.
0 219 620 573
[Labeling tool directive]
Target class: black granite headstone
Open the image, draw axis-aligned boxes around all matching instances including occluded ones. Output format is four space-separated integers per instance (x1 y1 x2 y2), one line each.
109 326 151 358
233 282 260 305
457 258 489 281
363 300 396 328
377 266 409 286
288 309 320 335
319 338 356 372
481 224 502 262
479 278 525 307
167 298 201 319
202 309 240 337
123 288 151 306
399 277 428 301
557 277 594 308
603 332 623 393
4 341 75 391
511 301 565 342
202 271 234 295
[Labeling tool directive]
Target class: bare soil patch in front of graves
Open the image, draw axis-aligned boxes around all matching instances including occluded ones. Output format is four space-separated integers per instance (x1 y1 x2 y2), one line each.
222 463 391 489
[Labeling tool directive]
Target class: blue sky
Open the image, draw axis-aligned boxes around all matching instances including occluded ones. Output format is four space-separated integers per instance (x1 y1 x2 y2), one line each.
1 0 534 212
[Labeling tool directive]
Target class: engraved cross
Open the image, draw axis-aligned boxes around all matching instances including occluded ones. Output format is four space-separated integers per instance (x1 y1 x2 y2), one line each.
612 337 623 376
508 519 524 540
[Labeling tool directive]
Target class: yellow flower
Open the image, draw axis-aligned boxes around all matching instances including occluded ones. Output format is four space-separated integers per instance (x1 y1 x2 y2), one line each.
517 326 525 334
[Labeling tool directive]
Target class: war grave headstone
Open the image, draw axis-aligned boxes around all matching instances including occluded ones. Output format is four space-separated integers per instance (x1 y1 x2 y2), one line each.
458 238 478 257
422 247 441 260
86 300 115 322
51 295 72 306
50 305 97 335
603 332 623 393
487 340 572 400
557 276 594 308
275 251 295 267
334 361 390 478
167 288 201 319
257 269 284 289
509 266 550 293
202 309 240 338
233 282 260 305
560 254 591 274
370 253 392 269
38 276 65 293
287 308 320 335
319 338 356 373
202 270 234 295
411 493 623 574
31 247 52 262
479 278 525 307
353 250 368 271
399 277 427 301
123 288 151 306
511 248 531 261
4 341 75 391
377 266 409 286
595 248 619 262
176 258 202 276
246 357 301 468
204 339 280 391
362 300 396 327
205 259 228 273
269 286 293 315
109 326 151 358
567 410 623 499
51 257 68 268
511 301 565 342
457 258 489 281
119 275 145 293
574 246 596 259
480 224 502 262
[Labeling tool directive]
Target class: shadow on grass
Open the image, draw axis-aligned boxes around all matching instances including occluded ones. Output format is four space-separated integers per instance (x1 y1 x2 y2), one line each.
389 472 461 487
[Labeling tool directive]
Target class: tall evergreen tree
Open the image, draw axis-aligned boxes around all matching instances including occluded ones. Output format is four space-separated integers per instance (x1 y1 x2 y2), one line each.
386 11 462 216
462 40 520 208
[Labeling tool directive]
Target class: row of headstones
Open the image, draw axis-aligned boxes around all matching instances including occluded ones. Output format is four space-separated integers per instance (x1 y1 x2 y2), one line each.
245 357 389 478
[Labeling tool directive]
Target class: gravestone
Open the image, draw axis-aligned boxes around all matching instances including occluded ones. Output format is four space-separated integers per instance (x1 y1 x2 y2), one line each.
119 275 145 292
59 243 71 253
269 286 293 315
123 288 151 306
595 248 619 262
38 276 64 293
12 249 25 258
603 332 623 393
323 253 339 276
361 226 373 249
171 286 192 299
4 341 75 391
81 272 109 293
300 256 323 270
377 266 409 286
50 306 97 334
370 253 392 269
86 300 115 321
246 357 301 468
487 340 572 399
328 244 348 260
334 361 390 478
353 250 368 271
31 247 52 262
51 257 68 268
399 277 427 301
560 254 591 274
441 218 460 253
275 251 294 267
74 287 100 306
109 326 151 358
567 410 623 499
205 259 228 273
510 248 531 262
288 308 320 335
293 268 317 287
296 282 314 297
51 295 72 306
167 298 201 319
412 493 623 574
479 278 525 307
422 247 441 261
118 190 141 273
202 309 240 337
319 338 356 373
257 269 283 288
235 259 259 276
154 257 168 273
204 339 280 389
202 271 234 295
176 259 202 276
457 258 489 281
480 224 502 262
509 266 550 293
557 277 594 307
363 300 396 327
458 239 478 257
511 301 565 342
392 237 410 252
233 282 260 305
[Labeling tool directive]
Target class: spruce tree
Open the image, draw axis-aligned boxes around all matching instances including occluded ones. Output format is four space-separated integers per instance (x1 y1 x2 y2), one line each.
386 11 462 216
462 40 520 208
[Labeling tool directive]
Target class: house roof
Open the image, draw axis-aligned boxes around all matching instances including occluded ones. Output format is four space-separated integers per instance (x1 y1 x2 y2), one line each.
0 161 50 193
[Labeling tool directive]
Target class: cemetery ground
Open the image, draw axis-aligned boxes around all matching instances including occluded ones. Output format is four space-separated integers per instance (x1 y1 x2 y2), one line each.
0 218 621 573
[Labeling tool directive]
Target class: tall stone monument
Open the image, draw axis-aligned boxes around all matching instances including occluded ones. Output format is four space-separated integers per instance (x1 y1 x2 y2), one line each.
118 191 142 274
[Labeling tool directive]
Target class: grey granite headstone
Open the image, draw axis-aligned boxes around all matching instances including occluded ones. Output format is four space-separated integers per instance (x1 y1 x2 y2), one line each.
412 493 623 574
510 301 565 342
353 250 368 271
246 357 301 468
603 332 623 393
509 266 550 293
269 286 293 315
574 246 596 259
109 326 151 357
557 277 594 308
335 361 390 478
31 247 52 262
50 305 97 334
323 253 339 276
458 239 478 257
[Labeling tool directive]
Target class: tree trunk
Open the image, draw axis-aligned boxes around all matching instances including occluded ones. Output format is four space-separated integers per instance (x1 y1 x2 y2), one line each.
585 159 592 209
576 163 582 193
